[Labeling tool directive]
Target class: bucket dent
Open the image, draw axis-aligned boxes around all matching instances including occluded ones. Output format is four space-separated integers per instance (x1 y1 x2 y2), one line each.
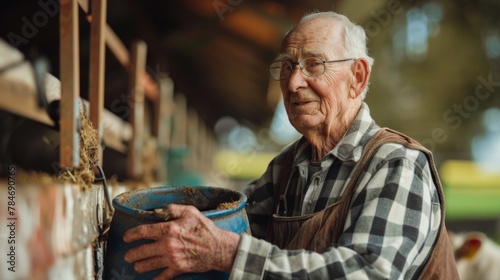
104 186 249 279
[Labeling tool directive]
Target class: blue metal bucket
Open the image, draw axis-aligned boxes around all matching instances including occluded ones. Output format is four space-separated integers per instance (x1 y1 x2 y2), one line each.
104 186 249 279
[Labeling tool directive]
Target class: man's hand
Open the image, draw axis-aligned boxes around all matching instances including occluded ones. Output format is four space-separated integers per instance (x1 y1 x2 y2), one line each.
123 204 241 280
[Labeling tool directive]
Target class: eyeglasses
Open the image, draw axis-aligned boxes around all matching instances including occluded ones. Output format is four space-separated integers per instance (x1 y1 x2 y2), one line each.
268 57 355 81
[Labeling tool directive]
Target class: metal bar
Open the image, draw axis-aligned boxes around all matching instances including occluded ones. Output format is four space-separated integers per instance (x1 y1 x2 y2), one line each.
60 0 80 169
89 0 107 165
127 40 147 179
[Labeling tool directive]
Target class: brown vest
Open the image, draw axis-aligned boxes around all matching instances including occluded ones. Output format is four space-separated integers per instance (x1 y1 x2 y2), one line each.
266 128 459 279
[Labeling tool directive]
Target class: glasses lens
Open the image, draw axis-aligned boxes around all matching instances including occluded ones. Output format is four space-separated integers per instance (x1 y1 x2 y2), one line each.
269 61 291 80
300 57 325 77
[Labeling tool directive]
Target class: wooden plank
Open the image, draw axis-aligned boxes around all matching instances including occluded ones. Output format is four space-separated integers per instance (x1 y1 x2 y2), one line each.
0 66 54 126
89 0 107 165
60 0 80 169
127 40 147 179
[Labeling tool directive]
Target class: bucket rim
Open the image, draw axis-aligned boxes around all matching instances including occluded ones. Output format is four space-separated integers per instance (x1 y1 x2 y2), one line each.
112 185 247 221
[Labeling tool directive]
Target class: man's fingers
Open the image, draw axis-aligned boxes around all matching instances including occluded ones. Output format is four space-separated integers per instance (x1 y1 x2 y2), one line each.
150 204 195 221
153 208 172 220
124 241 160 263
164 204 194 220
125 205 201 244
123 223 163 243
133 256 168 273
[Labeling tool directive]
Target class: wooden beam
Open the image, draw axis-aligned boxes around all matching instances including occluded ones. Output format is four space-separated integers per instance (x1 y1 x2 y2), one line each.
78 0 89 11
127 40 147 179
104 25 130 67
89 0 107 165
60 0 80 169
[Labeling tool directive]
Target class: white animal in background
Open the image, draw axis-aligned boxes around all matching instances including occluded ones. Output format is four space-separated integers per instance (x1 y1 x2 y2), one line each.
449 231 500 280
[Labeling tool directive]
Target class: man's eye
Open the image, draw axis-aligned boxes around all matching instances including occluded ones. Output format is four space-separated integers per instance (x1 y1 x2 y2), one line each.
305 59 323 69
281 62 292 70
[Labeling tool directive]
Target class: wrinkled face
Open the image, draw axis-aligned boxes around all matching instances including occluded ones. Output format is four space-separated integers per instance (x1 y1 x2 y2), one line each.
279 18 355 134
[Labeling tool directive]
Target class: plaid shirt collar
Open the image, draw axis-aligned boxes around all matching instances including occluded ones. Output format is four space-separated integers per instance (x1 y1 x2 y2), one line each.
295 102 379 163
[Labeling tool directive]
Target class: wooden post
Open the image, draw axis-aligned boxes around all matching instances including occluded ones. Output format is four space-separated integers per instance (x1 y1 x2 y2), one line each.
198 119 207 173
186 109 199 172
153 75 174 182
209 132 217 173
204 123 213 174
89 0 107 165
171 93 187 149
60 0 80 169
156 75 174 149
127 40 147 179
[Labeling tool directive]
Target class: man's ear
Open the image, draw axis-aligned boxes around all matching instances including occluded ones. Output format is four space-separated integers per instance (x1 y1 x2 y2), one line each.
349 58 370 99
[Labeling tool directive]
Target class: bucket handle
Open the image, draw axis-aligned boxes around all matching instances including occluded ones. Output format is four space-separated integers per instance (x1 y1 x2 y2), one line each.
94 163 114 220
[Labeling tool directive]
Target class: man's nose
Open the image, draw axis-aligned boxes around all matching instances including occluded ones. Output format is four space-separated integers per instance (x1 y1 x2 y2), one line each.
286 65 307 92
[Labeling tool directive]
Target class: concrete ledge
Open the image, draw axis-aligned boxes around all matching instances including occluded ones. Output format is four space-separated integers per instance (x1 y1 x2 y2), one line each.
0 174 106 279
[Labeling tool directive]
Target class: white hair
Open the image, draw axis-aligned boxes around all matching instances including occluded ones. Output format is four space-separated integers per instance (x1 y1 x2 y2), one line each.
293 11 375 99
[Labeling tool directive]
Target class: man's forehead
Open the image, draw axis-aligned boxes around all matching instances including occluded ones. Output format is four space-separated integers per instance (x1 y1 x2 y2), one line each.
291 17 342 38
276 18 344 60
275 50 325 61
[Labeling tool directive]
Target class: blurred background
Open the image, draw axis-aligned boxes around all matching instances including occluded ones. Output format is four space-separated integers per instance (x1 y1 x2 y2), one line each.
0 0 500 277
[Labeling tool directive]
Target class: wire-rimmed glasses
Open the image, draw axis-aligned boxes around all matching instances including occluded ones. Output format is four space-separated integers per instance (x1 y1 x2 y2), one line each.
268 57 355 81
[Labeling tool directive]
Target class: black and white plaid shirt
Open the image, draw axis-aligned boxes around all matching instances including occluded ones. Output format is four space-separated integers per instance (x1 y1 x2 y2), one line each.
229 103 441 279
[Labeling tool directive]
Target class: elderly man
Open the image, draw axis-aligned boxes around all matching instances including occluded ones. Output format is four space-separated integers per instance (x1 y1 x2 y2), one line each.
123 11 458 279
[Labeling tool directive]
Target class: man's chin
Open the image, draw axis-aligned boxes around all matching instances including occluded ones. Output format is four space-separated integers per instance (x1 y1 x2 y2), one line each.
290 116 320 131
